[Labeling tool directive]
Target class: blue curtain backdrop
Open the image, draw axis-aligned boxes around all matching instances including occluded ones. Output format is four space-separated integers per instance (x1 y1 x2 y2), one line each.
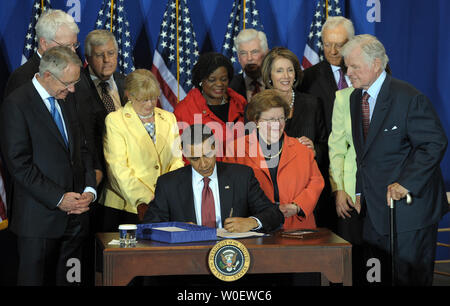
0 0 449 259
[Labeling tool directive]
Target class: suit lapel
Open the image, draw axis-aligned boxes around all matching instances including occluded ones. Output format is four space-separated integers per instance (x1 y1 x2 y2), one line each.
179 166 196 222
29 85 69 151
350 89 364 159
245 132 272 182
122 103 159 157
278 135 296 173
154 109 169 156
362 75 392 158
320 62 338 103
216 163 233 220
58 98 73 155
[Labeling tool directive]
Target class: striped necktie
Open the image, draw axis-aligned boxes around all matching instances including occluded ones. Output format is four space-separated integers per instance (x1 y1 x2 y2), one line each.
361 92 370 140
338 69 349 90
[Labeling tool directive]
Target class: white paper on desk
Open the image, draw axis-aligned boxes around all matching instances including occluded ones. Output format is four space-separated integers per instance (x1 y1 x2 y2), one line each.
154 226 188 232
216 228 266 239
108 239 121 245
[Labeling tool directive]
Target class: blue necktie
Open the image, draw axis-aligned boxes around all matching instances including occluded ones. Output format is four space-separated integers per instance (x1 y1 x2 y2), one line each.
48 97 68 146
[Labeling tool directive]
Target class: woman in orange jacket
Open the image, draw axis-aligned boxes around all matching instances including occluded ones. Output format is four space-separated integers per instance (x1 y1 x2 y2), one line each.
223 89 324 229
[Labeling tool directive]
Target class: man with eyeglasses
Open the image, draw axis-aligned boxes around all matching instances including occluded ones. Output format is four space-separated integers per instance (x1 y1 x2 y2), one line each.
4 9 80 98
229 29 269 103
76 29 126 231
299 16 355 135
0 46 96 286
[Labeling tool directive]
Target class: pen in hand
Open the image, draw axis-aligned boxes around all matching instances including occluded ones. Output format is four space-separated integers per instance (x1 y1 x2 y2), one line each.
229 207 233 218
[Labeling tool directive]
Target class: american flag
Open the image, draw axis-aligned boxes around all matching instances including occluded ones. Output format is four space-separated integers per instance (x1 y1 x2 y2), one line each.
0 161 7 230
151 0 199 112
21 0 52 65
221 0 264 74
94 0 135 75
301 0 343 69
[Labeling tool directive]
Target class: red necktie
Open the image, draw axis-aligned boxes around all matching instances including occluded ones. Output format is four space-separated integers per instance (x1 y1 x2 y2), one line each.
201 177 216 228
362 92 370 139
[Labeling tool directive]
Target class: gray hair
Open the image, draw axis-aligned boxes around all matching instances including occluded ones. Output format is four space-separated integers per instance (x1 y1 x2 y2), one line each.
84 29 118 56
234 28 268 53
39 46 82 78
321 16 355 40
340 34 389 70
35 9 79 47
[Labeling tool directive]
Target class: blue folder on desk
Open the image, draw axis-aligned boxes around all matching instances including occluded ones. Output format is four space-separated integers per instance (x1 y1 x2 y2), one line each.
137 222 217 243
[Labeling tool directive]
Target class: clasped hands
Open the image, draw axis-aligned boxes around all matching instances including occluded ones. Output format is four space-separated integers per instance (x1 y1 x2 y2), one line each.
59 192 94 215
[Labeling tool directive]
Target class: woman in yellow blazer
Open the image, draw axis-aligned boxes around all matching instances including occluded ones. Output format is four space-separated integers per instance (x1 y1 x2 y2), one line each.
328 87 363 246
101 69 184 229
328 87 357 213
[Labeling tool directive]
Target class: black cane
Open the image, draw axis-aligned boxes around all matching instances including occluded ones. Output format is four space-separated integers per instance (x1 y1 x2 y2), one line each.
389 194 412 286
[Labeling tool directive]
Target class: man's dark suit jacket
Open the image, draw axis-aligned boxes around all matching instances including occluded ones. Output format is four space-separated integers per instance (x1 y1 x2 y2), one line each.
143 162 284 233
76 66 126 173
3 53 41 99
229 73 247 100
0 81 96 238
350 74 448 236
299 60 338 135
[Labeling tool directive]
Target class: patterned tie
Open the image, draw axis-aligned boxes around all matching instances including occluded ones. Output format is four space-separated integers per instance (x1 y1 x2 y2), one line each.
99 81 116 113
48 97 68 146
338 69 349 90
361 92 370 140
201 177 216 228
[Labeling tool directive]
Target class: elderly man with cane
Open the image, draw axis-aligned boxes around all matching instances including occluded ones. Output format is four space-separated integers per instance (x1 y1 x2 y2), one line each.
341 34 448 286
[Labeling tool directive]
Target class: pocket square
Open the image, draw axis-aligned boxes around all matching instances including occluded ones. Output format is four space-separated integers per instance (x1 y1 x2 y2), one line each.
391 126 398 130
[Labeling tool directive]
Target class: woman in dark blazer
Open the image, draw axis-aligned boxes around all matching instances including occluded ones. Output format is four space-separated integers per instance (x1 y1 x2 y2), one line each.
260 47 328 170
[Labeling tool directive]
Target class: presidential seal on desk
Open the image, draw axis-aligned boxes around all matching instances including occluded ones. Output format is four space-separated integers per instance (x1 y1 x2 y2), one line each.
208 239 251 282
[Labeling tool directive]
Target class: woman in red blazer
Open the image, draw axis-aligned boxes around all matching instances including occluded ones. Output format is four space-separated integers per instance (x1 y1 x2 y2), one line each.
174 52 247 161
223 90 324 229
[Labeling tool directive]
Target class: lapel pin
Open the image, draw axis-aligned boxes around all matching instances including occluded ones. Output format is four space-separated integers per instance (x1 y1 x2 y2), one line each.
224 185 230 189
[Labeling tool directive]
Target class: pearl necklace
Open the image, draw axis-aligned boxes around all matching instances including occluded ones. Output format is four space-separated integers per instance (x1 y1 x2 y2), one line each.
137 112 154 120
290 90 295 109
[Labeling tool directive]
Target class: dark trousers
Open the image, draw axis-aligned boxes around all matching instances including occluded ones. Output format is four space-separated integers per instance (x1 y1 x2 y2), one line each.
99 205 139 233
336 209 365 285
17 214 87 286
362 216 438 286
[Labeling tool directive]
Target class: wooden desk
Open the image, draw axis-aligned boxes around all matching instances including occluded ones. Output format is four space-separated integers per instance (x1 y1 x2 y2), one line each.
95 228 352 286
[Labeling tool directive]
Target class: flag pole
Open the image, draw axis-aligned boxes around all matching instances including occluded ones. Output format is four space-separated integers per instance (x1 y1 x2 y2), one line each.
176 0 180 103
41 0 44 10
110 0 114 32
243 0 246 30
325 0 328 19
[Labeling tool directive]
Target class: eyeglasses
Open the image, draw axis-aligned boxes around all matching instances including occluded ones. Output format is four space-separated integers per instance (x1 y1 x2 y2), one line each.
51 72 81 89
238 49 262 58
51 39 80 50
134 96 159 104
93 50 118 60
259 117 286 123
323 42 346 50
